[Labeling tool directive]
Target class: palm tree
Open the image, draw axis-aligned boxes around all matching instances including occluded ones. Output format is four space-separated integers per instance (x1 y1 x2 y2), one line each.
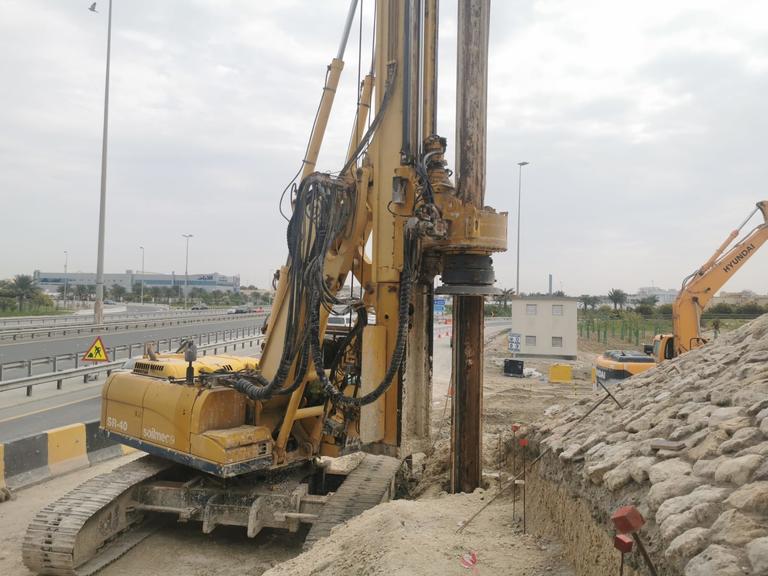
607 288 628 310
110 284 127 302
74 284 90 301
637 295 658 307
10 275 39 311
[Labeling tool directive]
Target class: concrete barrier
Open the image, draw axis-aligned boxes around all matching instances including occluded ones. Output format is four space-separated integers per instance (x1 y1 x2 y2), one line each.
0 420 135 494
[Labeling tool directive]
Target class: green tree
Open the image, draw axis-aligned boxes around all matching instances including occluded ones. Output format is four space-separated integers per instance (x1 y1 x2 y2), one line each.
707 302 734 315
494 288 514 313
74 284 90 301
637 295 658 307
607 288 628 310
735 302 765 315
110 284 127 302
10 275 40 311
657 303 673 316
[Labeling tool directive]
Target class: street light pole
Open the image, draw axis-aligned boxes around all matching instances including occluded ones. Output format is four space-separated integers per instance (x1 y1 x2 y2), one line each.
516 161 529 296
63 251 69 309
139 246 145 305
182 234 193 309
92 0 113 326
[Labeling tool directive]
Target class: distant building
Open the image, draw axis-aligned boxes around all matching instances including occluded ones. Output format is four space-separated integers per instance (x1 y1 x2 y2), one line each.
33 270 240 294
711 290 768 307
636 286 678 305
509 296 578 360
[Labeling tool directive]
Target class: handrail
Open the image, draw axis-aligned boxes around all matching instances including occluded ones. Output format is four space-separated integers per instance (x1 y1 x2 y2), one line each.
0 312 267 342
0 334 264 395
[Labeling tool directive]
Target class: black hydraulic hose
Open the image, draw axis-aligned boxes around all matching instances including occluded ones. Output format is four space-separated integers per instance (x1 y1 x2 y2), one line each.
310 249 413 407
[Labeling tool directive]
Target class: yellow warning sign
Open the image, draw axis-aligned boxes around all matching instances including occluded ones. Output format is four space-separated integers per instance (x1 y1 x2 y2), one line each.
82 336 109 362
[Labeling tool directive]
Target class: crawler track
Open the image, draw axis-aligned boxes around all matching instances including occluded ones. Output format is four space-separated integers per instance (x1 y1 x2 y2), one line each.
303 454 401 550
22 456 172 576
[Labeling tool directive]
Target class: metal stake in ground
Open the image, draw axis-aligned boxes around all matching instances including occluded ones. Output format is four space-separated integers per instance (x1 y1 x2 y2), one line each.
511 423 519 520
520 437 528 533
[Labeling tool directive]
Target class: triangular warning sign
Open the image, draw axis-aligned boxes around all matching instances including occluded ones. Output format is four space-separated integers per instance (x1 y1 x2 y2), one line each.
82 336 109 362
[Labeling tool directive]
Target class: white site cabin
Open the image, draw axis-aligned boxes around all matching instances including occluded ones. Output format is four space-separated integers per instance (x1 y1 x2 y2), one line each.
509 296 578 360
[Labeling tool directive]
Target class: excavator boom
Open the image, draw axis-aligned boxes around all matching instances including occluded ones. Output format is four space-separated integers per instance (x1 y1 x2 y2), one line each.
673 200 768 354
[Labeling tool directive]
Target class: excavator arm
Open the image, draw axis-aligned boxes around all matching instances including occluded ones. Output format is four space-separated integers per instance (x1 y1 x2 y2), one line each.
673 200 768 354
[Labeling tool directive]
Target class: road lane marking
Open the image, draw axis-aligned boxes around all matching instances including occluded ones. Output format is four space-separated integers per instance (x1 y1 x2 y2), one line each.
0 394 101 424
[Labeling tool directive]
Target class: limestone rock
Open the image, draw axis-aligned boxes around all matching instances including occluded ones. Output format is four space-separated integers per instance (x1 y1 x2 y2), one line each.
709 509 767 546
665 527 710 565
737 440 768 457
649 458 692 484
749 398 768 416
685 545 743 576
649 476 704 511
688 430 729 461
657 485 729 525
628 456 657 483
688 406 714 427
559 444 582 462
714 454 764 486
604 464 632 491
692 457 727 479
707 406 745 427
660 502 720 541
761 417 768 438
747 537 768 573
671 422 706 441
606 431 628 443
725 481 768 514
719 427 762 454
626 416 652 433
583 444 634 484
716 416 752 435
752 459 768 482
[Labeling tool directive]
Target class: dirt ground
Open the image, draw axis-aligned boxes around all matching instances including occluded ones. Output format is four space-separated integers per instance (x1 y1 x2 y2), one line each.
1 329 592 576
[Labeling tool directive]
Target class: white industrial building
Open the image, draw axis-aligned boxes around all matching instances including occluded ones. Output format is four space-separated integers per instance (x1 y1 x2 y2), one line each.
636 286 678 305
33 270 240 294
508 296 578 360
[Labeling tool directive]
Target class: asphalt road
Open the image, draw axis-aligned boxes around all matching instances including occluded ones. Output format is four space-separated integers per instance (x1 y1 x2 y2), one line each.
0 316 262 375
0 318 513 443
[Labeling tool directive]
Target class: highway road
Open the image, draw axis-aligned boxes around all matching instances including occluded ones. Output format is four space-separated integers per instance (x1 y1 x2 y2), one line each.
0 316 263 379
0 318 512 443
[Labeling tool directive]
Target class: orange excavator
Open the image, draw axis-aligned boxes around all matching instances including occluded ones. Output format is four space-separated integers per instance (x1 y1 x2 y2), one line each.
596 200 768 385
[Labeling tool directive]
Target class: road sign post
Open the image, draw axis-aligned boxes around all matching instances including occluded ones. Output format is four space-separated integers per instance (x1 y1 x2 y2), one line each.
508 332 521 353
82 336 110 362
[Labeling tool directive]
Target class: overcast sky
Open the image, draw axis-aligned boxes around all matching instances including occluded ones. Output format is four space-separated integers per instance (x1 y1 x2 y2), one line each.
1 0 767 295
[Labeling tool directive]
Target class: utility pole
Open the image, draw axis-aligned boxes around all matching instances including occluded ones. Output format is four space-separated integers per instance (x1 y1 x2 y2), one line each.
63 251 69 309
516 161 529 296
92 0 113 326
182 234 193 309
139 246 145 304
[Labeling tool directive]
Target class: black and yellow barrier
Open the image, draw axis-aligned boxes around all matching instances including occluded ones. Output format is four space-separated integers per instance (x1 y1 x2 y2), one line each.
0 420 134 493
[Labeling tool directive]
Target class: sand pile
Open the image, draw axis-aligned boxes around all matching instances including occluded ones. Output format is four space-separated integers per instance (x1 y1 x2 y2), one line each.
262 489 572 576
527 314 768 576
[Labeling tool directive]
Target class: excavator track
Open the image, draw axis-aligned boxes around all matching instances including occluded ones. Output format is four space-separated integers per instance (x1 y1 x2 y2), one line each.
303 454 401 550
22 456 173 576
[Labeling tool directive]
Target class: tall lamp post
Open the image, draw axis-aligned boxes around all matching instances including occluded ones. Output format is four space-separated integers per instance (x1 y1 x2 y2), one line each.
182 234 193 309
516 161 529 296
91 0 113 326
63 251 69 309
139 246 145 305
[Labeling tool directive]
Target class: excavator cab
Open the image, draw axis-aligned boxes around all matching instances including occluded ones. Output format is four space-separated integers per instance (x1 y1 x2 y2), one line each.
652 334 675 362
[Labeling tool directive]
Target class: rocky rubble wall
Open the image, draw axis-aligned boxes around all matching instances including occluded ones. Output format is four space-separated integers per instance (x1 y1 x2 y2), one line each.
527 314 768 576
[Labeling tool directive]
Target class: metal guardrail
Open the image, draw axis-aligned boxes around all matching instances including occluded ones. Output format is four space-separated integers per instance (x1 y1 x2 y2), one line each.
0 307 209 328
0 333 265 396
0 311 267 342
0 325 263 383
